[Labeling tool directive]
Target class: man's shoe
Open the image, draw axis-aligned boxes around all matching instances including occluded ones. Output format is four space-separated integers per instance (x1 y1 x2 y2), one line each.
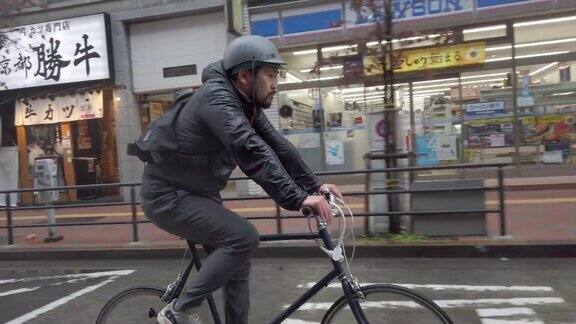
157 299 203 324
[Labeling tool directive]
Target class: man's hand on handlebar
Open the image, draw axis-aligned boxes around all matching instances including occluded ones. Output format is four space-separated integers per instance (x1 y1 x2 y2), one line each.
318 183 343 200
301 195 333 224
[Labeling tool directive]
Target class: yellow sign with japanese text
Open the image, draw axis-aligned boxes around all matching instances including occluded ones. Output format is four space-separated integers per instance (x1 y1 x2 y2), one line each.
364 42 486 76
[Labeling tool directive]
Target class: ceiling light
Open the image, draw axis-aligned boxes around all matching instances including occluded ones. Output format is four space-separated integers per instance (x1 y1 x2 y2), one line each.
413 82 459 90
529 62 558 76
460 77 506 85
460 72 509 79
516 37 576 48
463 25 506 34
485 56 512 62
514 15 576 27
485 45 512 52
293 49 317 56
321 44 356 52
518 51 570 59
299 65 343 73
279 72 302 84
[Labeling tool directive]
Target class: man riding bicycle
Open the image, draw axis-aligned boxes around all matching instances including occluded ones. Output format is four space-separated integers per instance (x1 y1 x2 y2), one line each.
140 35 342 324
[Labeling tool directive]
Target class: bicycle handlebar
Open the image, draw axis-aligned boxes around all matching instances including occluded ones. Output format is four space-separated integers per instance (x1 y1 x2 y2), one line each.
300 189 335 217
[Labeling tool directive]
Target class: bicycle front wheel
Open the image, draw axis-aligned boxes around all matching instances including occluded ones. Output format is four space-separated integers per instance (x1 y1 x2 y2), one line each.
96 286 166 324
322 284 453 324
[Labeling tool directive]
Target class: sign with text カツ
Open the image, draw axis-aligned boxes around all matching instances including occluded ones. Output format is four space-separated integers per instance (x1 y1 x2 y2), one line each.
0 13 111 91
15 92 104 126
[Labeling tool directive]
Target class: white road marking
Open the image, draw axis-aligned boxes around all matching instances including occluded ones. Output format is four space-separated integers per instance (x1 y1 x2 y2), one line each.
480 319 544 324
296 282 554 292
288 297 565 310
0 287 40 297
5 276 118 324
477 307 536 317
282 320 320 324
0 269 135 285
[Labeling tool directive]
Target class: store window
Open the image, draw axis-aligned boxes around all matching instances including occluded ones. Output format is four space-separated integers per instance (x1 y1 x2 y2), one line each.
514 15 576 165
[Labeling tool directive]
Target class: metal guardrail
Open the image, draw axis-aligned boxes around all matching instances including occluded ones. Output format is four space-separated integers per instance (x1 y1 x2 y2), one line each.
0 163 508 246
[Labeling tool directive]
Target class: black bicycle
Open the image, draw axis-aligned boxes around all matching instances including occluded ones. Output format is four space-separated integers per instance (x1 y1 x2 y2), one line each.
96 192 453 323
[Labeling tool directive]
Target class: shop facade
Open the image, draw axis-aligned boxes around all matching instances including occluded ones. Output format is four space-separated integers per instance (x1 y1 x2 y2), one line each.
1 0 234 203
249 0 576 174
0 13 117 203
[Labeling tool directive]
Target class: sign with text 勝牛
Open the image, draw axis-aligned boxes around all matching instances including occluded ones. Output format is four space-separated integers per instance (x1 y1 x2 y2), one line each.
0 13 111 91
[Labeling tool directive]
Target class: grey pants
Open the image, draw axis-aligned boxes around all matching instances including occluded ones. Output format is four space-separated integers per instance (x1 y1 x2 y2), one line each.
142 189 260 324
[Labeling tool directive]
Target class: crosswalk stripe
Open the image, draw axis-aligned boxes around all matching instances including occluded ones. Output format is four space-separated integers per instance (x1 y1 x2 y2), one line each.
296 282 554 292
476 307 536 317
0 270 135 285
480 319 544 324
287 297 565 310
5 277 117 324
0 287 40 297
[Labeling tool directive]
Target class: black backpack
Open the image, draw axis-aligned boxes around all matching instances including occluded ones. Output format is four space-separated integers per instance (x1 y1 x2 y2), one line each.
127 92 195 163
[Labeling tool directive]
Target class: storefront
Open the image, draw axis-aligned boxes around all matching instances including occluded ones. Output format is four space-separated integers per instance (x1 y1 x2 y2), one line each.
0 13 117 203
250 0 576 172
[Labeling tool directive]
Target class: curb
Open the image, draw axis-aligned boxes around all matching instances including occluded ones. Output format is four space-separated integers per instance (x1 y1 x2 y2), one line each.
0 243 575 260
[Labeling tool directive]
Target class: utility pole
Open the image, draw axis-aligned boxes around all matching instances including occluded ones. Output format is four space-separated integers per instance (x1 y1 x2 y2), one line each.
383 0 400 234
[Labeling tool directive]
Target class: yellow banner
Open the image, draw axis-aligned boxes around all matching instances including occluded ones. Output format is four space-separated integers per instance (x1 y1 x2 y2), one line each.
364 42 486 75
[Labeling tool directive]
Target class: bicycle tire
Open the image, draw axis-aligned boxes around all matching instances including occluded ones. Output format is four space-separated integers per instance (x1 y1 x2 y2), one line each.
96 286 166 324
321 284 453 324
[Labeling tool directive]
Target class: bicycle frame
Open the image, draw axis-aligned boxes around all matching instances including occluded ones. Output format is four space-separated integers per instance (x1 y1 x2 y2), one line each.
174 217 369 324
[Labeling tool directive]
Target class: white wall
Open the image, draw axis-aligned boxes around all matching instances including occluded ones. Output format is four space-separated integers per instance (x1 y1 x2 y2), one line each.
130 12 227 93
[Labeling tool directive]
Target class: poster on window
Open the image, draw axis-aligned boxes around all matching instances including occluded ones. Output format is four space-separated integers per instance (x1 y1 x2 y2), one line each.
15 91 103 126
436 135 458 161
522 114 576 143
465 117 514 148
416 135 438 166
325 140 345 165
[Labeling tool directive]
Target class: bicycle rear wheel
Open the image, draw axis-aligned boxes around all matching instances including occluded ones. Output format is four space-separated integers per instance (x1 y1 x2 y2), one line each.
322 284 453 324
96 286 166 324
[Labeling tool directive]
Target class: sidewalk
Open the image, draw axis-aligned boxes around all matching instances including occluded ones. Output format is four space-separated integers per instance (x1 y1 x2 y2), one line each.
1 175 575 259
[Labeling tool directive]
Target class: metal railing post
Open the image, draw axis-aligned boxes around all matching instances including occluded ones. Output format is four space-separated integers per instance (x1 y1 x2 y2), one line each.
364 155 371 236
130 185 139 242
5 193 14 245
498 167 506 236
275 203 282 234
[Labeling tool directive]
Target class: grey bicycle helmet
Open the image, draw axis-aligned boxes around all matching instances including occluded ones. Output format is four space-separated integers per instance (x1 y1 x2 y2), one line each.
223 35 286 76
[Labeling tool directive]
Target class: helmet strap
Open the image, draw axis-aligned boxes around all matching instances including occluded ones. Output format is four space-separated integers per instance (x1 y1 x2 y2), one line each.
250 60 257 109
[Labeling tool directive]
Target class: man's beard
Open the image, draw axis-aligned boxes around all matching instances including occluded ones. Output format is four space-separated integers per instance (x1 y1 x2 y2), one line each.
255 91 274 109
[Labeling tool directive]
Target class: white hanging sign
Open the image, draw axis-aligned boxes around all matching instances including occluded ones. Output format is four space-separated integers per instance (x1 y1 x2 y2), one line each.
15 91 104 126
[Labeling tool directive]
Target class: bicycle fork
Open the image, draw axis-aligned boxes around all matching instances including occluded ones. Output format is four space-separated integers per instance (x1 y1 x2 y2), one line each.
318 225 369 324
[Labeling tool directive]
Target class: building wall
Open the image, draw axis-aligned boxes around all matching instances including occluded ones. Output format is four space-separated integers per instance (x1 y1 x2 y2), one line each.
130 12 227 93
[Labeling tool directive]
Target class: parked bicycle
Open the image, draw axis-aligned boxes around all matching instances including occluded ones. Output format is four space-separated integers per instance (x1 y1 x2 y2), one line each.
96 191 453 323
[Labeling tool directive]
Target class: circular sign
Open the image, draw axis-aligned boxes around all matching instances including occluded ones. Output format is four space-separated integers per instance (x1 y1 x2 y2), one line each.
375 119 386 138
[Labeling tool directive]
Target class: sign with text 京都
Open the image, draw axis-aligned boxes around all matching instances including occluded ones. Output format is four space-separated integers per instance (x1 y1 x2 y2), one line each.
0 13 111 91
364 42 485 75
15 91 103 126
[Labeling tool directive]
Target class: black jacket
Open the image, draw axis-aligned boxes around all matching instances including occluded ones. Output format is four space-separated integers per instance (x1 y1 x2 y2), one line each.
142 61 321 210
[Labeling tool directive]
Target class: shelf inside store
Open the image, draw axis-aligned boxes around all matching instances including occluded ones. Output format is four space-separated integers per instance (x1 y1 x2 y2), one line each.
473 81 576 99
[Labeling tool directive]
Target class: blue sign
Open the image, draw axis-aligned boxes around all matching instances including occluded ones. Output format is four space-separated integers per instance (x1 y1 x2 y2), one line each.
465 101 507 118
416 135 439 166
477 0 530 8
392 0 473 19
